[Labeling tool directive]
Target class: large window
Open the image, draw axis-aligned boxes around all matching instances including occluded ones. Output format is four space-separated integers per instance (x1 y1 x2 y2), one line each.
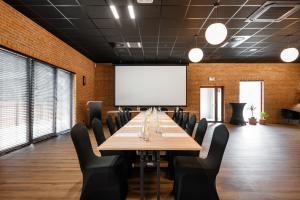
0 48 74 154
56 69 72 133
0 50 30 152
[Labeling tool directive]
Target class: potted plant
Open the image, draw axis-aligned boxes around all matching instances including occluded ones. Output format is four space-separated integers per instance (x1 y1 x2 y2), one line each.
248 105 257 125
259 112 269 125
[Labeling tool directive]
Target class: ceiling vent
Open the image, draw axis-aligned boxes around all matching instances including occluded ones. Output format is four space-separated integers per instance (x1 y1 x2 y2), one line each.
221 36 251 48
246 1 300 22
109 42 142 48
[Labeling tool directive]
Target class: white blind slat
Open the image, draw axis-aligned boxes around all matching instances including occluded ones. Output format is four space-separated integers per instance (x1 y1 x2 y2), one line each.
0 50 29 151
32 61 55 139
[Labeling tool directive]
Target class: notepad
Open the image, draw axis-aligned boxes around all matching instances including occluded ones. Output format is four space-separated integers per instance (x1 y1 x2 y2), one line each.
162 133 188 137
115 132 139 137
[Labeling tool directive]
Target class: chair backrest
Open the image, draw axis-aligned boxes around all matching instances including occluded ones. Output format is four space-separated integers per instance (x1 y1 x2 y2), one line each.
123 111 129 123
181 112 189 129
206 124 229 175
194 118 208 145
71 124 96 172
92 118 106 146
186 114 196 136
115 115 122 130
119 112 126 126
175 111 181 122
124 107 132 111
177 112 183 125
106 115 116 135
125 110 131 120
172 108 176 120
161 107 168 111
87 101 102 126
140 107 148 111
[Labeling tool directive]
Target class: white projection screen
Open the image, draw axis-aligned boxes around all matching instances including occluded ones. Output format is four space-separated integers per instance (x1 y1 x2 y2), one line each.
115 65 186 106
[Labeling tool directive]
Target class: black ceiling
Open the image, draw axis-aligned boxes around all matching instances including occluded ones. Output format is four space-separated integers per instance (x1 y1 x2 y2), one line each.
4 0 300 63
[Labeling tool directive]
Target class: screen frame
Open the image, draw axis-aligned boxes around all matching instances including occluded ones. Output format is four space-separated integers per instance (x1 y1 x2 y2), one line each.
114 64 188 107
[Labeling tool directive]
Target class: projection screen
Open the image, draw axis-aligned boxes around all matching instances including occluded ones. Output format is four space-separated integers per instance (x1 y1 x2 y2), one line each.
115 65 186 106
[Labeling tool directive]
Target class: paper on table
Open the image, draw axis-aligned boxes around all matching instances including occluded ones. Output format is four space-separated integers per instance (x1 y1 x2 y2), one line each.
160 125 177 128
162 132 188 137
115 132 139 137
125 125 141 128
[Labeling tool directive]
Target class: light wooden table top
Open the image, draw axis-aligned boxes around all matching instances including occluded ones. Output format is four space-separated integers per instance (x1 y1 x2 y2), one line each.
98 112 201 151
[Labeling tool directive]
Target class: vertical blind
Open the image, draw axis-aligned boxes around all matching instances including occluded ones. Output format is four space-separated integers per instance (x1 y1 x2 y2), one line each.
0 48 74 154
0 50 29 152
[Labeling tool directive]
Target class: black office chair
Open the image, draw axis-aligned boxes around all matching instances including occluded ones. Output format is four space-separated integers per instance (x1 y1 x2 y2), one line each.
71 123 128 200
123 107 132 118
140 107 148 111
119 112 126 126
175 111 181 123
173 124 229 200
123 111 129 123
172 108 177 120
106 115 116 135
168 118 207 179
177 112 183 126
115 115 122 130
125 110 131 120
87 101 102 127
181 112 189 129
161 107 168 112
186 114 196 136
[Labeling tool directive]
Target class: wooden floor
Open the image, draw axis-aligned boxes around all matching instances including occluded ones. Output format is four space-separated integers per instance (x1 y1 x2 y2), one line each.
0 123 300 200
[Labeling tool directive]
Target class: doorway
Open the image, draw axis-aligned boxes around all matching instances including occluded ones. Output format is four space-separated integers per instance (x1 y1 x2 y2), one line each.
200 87 224 122
239 81 263 121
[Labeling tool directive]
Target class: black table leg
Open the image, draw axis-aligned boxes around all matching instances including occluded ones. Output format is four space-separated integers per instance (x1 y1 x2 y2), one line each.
140 151 144 200
156 151 160 200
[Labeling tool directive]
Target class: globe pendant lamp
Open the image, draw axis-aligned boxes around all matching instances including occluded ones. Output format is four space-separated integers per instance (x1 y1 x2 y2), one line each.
280 35 299 62
188 35 203 63
280 47 299 62
205 2 227 45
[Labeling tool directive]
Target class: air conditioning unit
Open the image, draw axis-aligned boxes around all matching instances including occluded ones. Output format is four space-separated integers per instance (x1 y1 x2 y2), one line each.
246 1 300 22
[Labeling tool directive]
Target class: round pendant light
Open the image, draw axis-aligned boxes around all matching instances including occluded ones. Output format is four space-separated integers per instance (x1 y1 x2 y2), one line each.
280 47 299 62
205 23 227 45
188 48 204 63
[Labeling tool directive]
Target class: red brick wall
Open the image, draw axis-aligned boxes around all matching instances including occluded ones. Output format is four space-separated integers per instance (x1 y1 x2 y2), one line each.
0 1 95 124
187 63 300 123
94 63 115 120
94 63 300 124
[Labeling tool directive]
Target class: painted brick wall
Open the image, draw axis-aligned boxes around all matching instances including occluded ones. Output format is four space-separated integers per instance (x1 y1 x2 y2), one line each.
0 1 95 124
94 63 300 124
187 63 300 123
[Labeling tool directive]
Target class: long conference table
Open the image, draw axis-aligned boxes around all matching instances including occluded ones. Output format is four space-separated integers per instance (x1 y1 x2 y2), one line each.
98 111 201 200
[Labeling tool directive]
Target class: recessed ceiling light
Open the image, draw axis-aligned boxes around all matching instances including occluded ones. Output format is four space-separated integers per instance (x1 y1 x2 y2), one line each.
137 0 153 3
249 48 258 52
128 5 135 19
110 5 119 19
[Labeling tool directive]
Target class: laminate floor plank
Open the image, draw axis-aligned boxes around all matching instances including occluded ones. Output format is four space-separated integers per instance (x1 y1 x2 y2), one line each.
0 124 300 200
